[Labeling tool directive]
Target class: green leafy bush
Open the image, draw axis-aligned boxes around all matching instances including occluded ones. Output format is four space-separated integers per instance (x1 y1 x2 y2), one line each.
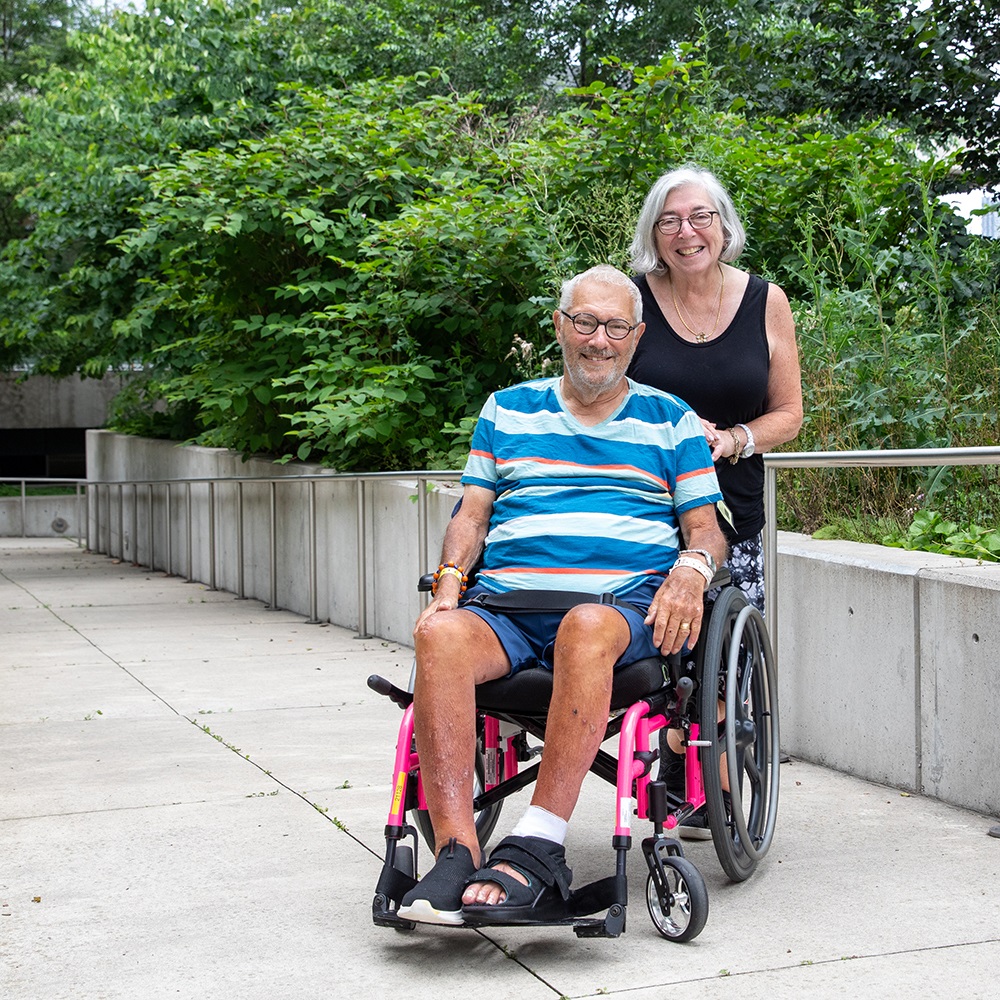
884 510 1000 562
0 1 996 561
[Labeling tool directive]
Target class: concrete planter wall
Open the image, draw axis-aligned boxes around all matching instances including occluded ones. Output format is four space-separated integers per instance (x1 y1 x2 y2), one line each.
0 494 87 539
82 431 1000 818
777 535 1000 816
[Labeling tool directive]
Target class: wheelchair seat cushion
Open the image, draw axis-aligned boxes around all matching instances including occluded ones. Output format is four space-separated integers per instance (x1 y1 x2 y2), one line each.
474 656 667 716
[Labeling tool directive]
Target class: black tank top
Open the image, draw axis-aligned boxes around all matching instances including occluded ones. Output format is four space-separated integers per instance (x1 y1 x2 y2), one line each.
628 272 770 543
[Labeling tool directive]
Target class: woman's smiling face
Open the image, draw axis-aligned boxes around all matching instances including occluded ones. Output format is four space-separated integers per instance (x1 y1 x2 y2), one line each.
655 184 724 274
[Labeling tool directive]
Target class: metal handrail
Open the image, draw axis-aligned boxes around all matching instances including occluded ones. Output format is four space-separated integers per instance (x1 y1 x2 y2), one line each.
763 445 1000 669
0 477 87 545
16 444 998 646
84 470 463 638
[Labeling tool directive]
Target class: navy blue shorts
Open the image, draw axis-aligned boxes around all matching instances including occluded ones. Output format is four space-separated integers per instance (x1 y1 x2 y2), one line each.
460 585 661 677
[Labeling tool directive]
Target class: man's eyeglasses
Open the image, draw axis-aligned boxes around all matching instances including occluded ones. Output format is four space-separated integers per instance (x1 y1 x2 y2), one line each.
559 310 637 340
654 210 720 236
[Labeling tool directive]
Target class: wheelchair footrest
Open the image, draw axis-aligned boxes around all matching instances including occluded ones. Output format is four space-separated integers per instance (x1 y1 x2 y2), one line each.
372 893 416 931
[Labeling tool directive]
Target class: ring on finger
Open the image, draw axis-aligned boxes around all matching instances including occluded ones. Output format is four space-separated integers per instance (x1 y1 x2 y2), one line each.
679 621 691 631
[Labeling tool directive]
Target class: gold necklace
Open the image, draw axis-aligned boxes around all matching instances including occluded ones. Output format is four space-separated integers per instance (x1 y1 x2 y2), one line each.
670 265 725 343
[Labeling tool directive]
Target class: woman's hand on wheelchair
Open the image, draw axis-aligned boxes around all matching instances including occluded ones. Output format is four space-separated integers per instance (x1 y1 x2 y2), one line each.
644 571 706 655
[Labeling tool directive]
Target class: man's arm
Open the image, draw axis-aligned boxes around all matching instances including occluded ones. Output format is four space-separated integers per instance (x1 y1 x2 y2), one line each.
644 504 727 655
414 483 494 627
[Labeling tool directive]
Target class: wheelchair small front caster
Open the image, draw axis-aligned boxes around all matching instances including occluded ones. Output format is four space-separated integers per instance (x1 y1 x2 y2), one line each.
645 855 708 942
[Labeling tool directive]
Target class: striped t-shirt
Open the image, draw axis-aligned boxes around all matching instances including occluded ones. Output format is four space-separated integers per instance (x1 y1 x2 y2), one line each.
461 377 722 602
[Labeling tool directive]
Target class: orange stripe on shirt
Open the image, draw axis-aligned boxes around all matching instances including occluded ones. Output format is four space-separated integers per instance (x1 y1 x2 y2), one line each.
497 455 672 492
676 465 716 482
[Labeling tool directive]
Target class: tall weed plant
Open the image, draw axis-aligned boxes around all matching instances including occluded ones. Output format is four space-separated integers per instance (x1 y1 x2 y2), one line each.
782 167 999 539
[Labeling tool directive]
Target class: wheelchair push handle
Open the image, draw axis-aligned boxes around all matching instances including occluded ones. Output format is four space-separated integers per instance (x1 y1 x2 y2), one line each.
367 674 413 710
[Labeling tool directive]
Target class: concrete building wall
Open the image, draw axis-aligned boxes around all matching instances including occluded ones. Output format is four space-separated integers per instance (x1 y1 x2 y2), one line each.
52 431 1000 817
0 373 129 428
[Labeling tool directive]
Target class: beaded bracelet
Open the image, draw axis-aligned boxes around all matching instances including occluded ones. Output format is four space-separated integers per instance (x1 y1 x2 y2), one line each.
432 561 468 596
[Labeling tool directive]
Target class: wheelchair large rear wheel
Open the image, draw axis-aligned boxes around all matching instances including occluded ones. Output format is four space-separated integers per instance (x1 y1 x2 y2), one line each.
412 744 504 852
697 586 779 882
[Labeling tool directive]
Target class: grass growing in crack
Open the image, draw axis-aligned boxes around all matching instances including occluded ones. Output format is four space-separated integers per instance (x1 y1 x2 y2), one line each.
196 723 249 759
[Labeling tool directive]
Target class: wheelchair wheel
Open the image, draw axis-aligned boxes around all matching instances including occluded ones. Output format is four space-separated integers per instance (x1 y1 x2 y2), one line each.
697 586 779 882
412 744 504 852
645 856 708 942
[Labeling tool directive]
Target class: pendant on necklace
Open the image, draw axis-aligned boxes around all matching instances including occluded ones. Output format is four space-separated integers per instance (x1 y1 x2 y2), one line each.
695 332 708 343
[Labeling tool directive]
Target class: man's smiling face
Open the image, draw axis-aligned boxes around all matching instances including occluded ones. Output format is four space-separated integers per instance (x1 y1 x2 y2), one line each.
555 279 643 400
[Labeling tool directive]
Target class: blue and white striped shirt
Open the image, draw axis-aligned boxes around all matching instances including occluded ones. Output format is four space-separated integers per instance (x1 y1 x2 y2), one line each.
461 377 722 601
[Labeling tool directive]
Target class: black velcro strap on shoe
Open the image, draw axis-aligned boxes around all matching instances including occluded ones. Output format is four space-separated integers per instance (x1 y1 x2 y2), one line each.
463 589 644 617
483 836 573 901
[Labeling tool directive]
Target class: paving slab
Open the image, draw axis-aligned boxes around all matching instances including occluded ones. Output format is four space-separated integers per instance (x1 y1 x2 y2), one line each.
1 538 998 1000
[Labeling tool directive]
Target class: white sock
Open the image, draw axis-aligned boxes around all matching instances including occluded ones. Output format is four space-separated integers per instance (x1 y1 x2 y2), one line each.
511 804 568 845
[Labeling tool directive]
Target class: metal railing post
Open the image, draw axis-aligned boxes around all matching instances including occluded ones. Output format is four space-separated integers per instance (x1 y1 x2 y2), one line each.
85 483 91 552
19 480 26 538
131 483 139 565
165 484 173 576
117 484 124 560
146 483 154 570
306 479 319 623
76 482 84 548
356 479 369 638
185 482 193 583
764 464 778 671
417 476 429 610
235 481 246 600
207 481 216 591
268 481 278 611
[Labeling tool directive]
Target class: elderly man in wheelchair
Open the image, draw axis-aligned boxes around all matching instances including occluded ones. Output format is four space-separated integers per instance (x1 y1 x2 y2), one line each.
370 264 778 940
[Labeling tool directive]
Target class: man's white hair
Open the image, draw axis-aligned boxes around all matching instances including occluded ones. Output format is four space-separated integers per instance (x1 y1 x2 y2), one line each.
559 264 643 323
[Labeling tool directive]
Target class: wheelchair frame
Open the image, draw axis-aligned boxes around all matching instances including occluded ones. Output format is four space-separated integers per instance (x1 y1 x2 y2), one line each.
370 573 779 941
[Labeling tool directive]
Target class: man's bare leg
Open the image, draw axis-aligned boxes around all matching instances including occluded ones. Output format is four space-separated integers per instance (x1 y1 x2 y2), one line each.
463 604 631 905
411 607 510 860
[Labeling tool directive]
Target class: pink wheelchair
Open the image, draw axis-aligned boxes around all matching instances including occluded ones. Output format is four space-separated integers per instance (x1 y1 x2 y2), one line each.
369 570 778 940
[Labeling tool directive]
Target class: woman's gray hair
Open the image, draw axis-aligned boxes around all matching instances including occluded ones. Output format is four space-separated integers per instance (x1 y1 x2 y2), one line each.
559 264 643 323
629 166 747 276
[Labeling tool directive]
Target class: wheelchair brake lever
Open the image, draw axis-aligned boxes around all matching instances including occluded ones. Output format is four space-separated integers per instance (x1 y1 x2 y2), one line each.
673 675 694 717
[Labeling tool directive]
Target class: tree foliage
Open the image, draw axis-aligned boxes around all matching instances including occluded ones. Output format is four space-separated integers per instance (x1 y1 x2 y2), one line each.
709 0 1000 190
0 0 996 497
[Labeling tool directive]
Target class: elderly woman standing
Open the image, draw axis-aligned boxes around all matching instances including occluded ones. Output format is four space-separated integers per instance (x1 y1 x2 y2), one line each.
628 166 803 614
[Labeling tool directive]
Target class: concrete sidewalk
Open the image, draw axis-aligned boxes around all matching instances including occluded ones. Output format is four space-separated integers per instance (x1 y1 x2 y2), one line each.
2 537 998 1000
